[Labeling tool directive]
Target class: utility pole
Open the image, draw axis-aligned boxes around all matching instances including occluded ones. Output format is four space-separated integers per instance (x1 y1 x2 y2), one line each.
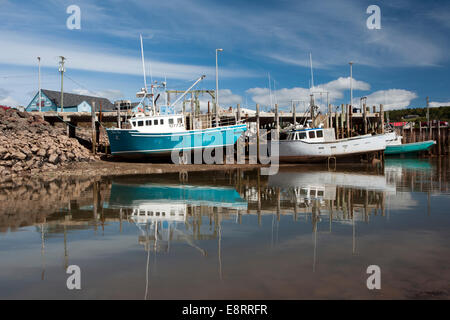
59 56 66 112
37 57 41 112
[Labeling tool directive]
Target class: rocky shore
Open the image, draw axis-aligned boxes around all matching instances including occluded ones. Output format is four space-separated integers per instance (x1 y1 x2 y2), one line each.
0 108 95 180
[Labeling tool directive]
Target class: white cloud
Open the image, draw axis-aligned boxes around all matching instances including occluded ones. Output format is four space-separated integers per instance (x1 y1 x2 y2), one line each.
173 89 242 112
0 88 19 106
359 89 418 110
429 101 450 108
0 96 18 107
217 89 242 106
246 77 370 110
323 77 370 92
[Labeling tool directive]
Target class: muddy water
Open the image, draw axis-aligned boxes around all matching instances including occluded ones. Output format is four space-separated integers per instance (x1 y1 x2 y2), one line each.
0 157 449 299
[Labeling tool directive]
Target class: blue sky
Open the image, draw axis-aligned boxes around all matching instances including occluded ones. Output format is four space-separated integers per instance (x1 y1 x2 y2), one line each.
0 0 449 111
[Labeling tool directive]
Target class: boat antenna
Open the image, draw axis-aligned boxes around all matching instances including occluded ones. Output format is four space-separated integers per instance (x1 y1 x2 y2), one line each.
140 34 148 94
140 34 149 111
309 52 314 89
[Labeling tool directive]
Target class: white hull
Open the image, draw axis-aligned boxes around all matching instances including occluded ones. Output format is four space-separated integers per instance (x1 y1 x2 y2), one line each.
276 134 386 162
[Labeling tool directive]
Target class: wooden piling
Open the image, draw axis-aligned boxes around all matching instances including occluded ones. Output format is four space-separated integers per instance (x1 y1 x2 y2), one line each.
256 104 260 163
328 104 332 128
419 122 423 141
91 101 97 155
335 111 339 139
349 104 353 137
275 104 279 140
438 121 441 155
66 122 76 138
117 107 121 129
293 102 296 126
363 103 367 134
346 104 350 137
236 103 241 122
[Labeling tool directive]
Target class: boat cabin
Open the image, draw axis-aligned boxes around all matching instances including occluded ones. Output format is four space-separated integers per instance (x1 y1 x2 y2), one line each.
286 128 336 143
129 113 186 133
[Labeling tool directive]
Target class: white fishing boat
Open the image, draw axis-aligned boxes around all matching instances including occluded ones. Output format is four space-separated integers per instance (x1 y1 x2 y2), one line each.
276 124 387 162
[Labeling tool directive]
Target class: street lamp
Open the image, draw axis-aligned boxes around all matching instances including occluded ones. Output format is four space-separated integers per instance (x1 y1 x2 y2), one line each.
215 48 223 105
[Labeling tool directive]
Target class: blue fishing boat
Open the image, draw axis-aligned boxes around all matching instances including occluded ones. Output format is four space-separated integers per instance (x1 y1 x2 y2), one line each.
106 36 247 159
107 116 246 158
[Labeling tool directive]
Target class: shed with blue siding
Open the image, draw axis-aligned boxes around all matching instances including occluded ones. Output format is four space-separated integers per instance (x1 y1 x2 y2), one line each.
26 89 114 112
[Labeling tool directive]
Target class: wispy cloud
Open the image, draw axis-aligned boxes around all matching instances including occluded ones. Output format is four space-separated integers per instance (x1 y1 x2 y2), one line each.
72 89 125 101
0 31 257 80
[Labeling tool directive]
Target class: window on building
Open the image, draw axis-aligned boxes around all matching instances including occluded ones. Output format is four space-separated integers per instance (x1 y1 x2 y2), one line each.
316 130 323 138
160 119 164 125
309 131 316 139
169 118 174 125
138 121 144 127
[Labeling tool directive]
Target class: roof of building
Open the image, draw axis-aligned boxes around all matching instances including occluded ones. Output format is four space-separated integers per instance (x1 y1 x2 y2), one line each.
41 89 115 111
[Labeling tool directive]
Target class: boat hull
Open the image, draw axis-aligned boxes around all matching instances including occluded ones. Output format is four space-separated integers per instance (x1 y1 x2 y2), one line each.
385 140 435 155
106 124 247 157
275 134 386 163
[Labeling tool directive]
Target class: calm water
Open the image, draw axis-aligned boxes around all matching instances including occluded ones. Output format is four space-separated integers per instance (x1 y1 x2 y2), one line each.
0 158 449 299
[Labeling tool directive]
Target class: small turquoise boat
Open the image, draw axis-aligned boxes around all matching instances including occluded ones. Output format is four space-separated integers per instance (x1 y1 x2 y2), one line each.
385 140 436 155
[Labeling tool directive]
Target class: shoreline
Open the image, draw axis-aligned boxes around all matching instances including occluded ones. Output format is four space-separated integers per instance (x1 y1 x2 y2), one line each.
0 156 395 184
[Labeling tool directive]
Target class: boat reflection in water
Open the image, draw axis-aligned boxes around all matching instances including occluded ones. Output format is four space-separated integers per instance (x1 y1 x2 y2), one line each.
105 181 248 299
0 157 448 299
265 168 396 269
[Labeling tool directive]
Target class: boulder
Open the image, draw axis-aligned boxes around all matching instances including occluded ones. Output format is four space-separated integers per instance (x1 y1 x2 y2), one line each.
48 154 59 164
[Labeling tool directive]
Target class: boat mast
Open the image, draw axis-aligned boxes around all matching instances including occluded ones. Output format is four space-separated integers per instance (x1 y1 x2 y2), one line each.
309 52 314 88
309 53 316 125
140 35 148 108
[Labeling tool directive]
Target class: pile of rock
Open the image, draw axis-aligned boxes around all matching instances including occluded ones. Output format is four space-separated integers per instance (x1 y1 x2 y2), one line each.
0 108 95 179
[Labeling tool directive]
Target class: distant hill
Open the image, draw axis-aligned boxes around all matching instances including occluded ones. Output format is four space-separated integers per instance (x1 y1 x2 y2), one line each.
387 106 450 122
